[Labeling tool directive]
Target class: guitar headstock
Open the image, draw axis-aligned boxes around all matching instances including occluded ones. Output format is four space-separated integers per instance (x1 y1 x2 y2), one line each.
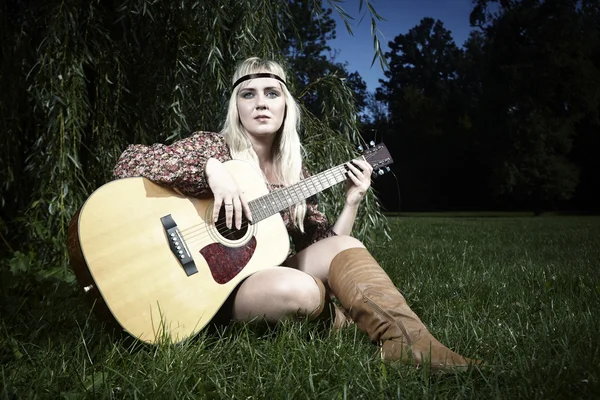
361 141 394 176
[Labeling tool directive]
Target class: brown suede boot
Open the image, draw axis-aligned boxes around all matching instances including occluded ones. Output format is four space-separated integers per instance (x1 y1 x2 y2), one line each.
328 248 480 371
309 275 354 330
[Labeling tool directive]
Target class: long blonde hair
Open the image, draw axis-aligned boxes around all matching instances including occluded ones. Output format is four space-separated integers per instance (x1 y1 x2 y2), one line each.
220 57 307 231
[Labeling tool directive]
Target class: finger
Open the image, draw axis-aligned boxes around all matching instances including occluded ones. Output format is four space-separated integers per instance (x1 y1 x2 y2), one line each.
347 162 371 190
347 162 365 183
213 196 224 223
353 159 373 175
353 161 373 185
346 169 362 186
348 161 364 177
233 197 243 230
224 199 234 229
350 159 364 172
240 194 253 224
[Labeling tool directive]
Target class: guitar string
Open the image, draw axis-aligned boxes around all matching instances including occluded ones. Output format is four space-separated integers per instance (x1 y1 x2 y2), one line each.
177 165 347 237
178 157 384 244
178 166 349 245
174 154 390 246
179 164 353 244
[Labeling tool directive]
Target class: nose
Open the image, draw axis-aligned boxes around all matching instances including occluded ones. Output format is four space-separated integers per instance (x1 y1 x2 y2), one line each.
255 93 268 110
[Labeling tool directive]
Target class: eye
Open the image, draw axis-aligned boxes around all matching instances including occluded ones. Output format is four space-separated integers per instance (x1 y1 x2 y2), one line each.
240 91 254 99
266 90 280 98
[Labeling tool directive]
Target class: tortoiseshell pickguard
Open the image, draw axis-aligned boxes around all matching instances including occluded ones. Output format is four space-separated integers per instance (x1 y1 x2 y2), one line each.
199 237 257 284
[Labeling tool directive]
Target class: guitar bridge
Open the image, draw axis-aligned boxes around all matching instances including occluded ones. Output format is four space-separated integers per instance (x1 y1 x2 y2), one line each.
160 214 198 276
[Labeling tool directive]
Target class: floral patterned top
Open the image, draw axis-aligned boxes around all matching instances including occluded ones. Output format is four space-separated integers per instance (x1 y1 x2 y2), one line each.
113 131 336 254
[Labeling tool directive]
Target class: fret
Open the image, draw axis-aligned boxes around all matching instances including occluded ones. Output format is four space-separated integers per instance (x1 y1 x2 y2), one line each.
252 195 269 223
328 167 339 186
325 168 336 188
313 172 325 192
290 182 303 204
274 190 287 210
319 173 326 191
303 180 313 197
248 199 257 221
331 166 346 185
305 175 317 197
285 184 297 205
267 192 278 211
284 187 296 206
254 194 268 223
336 165 346 182
249 198 262 222
335 165 347 182
300 180 312 198
316 171 330 191
250 161 366 223
258 195 269 220
246 143 393 224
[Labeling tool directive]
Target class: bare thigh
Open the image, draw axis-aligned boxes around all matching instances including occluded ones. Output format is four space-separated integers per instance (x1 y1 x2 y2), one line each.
284 235 365 283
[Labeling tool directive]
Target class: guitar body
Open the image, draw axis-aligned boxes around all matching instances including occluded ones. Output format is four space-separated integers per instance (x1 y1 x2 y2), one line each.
68 160 289 344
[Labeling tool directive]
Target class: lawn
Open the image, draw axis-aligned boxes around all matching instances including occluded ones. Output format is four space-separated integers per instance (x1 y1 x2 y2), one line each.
2 216 599 399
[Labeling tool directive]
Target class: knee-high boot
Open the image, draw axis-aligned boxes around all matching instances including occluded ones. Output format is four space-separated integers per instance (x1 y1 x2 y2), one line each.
328 248 479 371
309 275 353 330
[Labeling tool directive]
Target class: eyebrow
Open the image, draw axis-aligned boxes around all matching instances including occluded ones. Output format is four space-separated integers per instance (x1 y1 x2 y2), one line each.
239 86 282 92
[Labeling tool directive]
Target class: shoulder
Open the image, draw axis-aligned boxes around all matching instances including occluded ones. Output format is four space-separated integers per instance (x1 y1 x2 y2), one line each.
180 131 229 150
187 130 226 144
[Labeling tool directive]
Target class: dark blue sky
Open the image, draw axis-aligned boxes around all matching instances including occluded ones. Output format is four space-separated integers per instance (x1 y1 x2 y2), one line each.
328 0 479 92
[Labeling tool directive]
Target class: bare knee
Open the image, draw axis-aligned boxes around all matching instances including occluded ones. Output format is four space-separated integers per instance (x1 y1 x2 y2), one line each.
325 235 365 253
271 274 322 317
232 268 325 322
286 235 366 282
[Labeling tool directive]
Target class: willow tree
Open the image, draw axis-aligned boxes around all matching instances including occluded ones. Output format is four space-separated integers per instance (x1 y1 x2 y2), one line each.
0 0 389 286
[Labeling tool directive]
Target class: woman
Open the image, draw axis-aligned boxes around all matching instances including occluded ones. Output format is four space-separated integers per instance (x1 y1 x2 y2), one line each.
114 57 479 371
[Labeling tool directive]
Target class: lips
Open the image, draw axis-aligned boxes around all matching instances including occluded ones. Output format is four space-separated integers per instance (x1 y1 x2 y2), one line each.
254 115 270 120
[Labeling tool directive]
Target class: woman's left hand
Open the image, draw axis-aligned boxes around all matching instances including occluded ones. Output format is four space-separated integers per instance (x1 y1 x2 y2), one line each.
344 159 373 207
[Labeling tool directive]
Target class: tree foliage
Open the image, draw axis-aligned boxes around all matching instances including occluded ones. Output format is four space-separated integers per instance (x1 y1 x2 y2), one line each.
374 18 476 210
469 0 599 209
0 0 389 287
280 0 369 119
371 0 600 211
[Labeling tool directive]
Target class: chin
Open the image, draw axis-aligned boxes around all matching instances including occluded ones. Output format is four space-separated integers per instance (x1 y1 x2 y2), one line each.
254 125 281 135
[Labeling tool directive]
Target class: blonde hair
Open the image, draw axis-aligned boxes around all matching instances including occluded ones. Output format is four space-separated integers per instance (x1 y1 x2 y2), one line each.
220 57 307 231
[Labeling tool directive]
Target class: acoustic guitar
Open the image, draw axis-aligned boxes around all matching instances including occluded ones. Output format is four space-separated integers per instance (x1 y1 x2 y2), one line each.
67 143 393 344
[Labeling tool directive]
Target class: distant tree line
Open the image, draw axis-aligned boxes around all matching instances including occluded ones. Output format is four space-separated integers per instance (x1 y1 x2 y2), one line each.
369 0 600 212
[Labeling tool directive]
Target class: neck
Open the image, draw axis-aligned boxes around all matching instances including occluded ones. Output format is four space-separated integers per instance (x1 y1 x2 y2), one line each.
247 134 275 163
247 135 278 183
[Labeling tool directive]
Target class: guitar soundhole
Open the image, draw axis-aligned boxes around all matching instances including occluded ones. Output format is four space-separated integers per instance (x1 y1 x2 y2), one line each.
215 208 249 241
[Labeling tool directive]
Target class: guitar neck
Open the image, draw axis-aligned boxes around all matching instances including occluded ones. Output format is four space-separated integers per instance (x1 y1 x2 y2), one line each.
249 164 347 223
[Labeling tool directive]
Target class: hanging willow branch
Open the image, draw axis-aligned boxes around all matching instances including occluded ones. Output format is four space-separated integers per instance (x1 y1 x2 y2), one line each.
0 0 389 285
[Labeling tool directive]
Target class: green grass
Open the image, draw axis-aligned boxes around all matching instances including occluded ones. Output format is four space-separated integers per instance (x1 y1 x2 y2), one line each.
2 216 600 399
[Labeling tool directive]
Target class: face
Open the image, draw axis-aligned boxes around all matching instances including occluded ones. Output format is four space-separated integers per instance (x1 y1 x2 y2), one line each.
236 77 286 139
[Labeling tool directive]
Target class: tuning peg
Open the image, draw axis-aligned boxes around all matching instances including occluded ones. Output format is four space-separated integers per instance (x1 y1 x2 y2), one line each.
378 169 384 176
358 145 364 152
386 166 390 172
370 140 375 146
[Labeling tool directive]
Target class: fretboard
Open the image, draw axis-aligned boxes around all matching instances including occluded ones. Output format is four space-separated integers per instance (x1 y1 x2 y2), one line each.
249 164 348 223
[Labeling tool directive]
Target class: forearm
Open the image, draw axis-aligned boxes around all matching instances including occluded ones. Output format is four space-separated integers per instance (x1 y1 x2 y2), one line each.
332 203 359 236
332 159 372 236
113 132 230 197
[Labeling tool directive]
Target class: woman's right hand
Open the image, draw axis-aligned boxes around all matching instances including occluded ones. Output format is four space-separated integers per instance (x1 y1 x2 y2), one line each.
204 158 252 229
